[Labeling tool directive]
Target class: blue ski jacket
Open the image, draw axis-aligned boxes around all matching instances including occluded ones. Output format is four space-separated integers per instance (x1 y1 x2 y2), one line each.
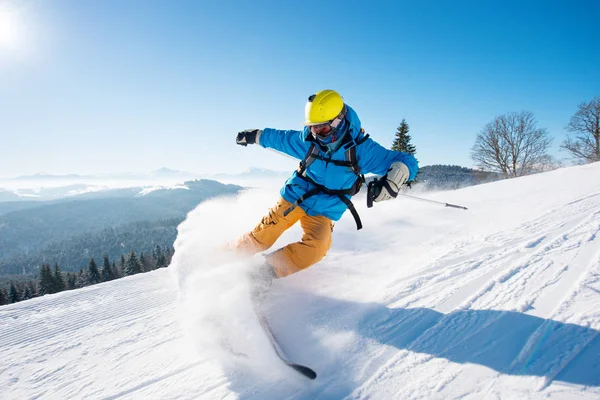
259 105 418 221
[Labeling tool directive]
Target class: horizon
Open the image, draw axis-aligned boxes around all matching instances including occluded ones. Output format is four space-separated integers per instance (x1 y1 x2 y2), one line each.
1 1 599 178
0 162 493 181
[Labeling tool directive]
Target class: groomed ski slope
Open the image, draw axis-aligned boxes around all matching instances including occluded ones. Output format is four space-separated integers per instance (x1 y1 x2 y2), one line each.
1 162 599 399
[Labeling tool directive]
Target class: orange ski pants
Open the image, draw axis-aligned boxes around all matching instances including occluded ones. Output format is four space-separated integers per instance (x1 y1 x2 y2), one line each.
235 197 333 278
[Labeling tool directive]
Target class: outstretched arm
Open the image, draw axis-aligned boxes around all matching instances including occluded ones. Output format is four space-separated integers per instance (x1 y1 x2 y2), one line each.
258 128 310 160
240 128 310 160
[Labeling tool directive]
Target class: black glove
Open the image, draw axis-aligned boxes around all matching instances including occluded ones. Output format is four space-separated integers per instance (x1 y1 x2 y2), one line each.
236 129 261 146
366 161 409 208
367 177 386 208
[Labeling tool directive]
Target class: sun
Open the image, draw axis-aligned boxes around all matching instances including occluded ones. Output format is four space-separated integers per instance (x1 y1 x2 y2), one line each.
0 4 20 50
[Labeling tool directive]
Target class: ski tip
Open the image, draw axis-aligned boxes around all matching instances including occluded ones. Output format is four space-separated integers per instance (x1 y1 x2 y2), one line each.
290 363 317 380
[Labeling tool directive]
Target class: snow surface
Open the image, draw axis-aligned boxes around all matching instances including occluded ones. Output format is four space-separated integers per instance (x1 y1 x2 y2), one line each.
1 163 600 399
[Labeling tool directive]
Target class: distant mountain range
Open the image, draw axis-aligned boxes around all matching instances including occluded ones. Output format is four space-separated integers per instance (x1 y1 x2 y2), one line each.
5 167 291 183
0 167 290 202
0 179 243 276
7 168 201 182
211 167 290 181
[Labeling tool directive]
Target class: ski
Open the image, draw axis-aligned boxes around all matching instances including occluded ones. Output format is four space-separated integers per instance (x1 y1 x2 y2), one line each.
252 299 317 380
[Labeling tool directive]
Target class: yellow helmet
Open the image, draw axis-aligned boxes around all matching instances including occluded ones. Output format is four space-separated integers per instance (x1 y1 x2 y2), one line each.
304 89 344 126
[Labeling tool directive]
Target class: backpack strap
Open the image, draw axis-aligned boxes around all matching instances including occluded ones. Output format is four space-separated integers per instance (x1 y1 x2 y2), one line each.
284 174 364 230
290 130 370 230
298 143 320 176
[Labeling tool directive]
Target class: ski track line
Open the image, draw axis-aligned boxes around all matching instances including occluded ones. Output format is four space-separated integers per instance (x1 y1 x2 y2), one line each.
386 196 599 310
452 209 599 312
347 198 600 399
1 271 185 399
484 225 600 396
0 278 154 321
470 212 600 395
395 212 589 317
344 308 505 400
0 296 173 348
0 280 177 348
348 269 540 397
535 250 600 390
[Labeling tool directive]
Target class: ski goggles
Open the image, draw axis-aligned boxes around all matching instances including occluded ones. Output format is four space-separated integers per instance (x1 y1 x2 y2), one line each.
310 122 333 137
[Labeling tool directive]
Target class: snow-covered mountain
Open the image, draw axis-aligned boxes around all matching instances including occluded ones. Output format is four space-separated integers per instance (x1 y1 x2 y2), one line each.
8 168 199 182
209 166 290 182
1 162 599 399
0 167 288 201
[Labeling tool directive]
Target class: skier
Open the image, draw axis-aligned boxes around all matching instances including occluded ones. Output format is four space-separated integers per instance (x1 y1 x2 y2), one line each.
235 89 418 291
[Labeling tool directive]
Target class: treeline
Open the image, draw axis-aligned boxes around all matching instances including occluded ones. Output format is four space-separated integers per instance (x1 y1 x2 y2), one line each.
415 164 504 190
0 244 173 306
1 218 179 275
0 179 243 275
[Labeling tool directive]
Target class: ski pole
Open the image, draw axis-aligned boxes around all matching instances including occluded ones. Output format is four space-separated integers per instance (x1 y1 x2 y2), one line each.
397 193 468 210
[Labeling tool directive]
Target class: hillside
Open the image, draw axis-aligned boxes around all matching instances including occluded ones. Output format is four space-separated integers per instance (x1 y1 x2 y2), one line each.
0 180 242 275
0 162 599 399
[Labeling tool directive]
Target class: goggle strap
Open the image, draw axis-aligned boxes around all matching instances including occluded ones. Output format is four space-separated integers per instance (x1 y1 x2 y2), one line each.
330 105 347 129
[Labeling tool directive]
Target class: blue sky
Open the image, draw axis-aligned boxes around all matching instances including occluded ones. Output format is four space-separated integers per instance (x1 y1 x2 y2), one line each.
1 0 599 178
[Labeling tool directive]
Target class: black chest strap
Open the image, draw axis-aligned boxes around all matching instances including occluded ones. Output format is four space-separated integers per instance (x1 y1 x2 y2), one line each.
285 133 370 230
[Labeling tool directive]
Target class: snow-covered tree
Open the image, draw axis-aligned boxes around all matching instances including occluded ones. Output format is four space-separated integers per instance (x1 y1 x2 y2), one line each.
88 258 101 284
139 252 150 272
66 273 77 290
76 269 88 288
124 251 142 276
101 255 115 282
9 282 19 303
54 264 66 292
119 254 126 275
112 262 120 279
38 264 55 295
21 285 32 301
561 97 600 163
154 244 167 269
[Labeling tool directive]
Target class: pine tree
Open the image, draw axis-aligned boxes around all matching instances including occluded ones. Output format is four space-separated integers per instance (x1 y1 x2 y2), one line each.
21 285 32 301
54 264 66 292
111 262 120 279
76 269 88 288
391 119 417 155
0 288 7 305
39 264 56 295
9 282 19 303
119 254 126 273
164 247 173 266
154 244 167 269
139 252 150 272
27 281 37 298
66 273 77 290
88 258 101 284
124 251 142 276
101 255 115 282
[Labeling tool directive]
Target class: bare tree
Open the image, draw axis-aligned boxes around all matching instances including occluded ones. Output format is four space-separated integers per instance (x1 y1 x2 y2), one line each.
560 97 600 164
471 111 554 177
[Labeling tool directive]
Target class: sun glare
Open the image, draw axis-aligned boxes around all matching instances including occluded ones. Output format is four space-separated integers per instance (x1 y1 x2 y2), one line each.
0 4 20 50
